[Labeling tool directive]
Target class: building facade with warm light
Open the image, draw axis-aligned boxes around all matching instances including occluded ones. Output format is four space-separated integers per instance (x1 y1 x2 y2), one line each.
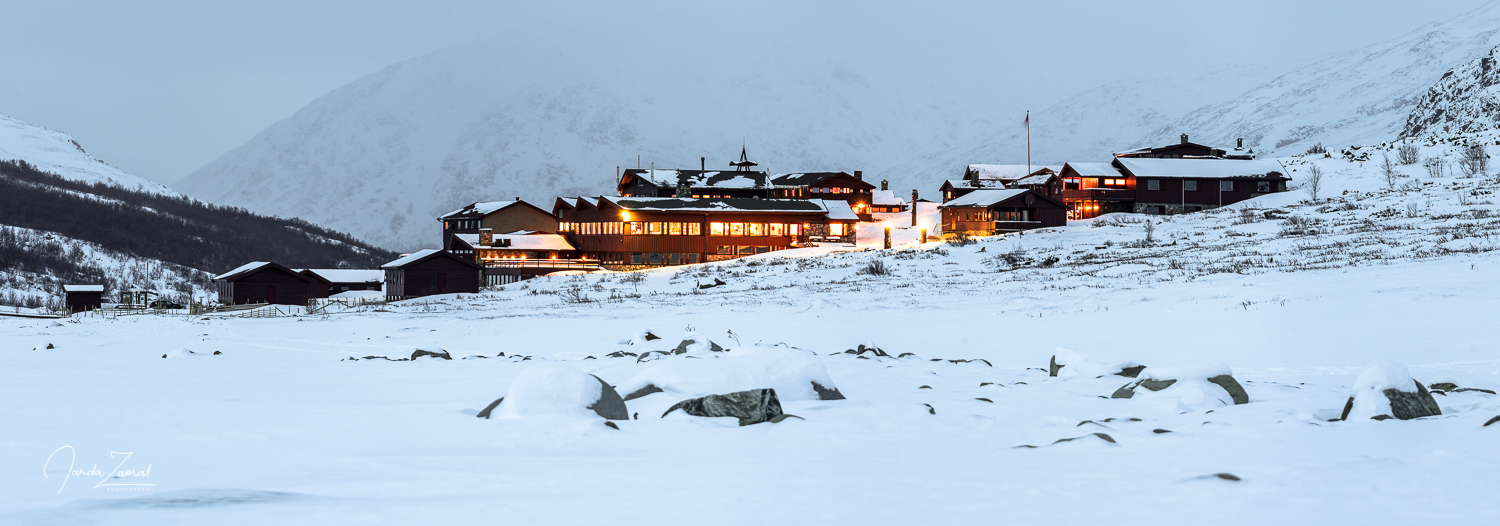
938 189 1067 236
553 196 858 270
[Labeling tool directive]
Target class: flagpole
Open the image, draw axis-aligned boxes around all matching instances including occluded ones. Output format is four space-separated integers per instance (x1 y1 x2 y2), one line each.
1026 110 1031 176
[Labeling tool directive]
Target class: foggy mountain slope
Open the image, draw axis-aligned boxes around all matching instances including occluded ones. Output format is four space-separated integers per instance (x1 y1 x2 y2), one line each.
0 113 176 195
1400 43 1500 138
1134 1 1500 156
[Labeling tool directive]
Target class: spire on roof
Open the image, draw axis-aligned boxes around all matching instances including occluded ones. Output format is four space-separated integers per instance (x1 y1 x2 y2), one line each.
729 144 758 171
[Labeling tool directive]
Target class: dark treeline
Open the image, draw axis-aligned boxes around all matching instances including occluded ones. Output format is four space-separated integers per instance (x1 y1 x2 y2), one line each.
0 160 399 275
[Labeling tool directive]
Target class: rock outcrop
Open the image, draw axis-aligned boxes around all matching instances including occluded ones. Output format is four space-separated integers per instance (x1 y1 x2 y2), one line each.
661 388 788 426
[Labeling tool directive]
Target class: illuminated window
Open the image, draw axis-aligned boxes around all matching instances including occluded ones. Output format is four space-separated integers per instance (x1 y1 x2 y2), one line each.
791 224 802 236
688 223 702 235
629 222 643 234
730 223 744 236
647 222 664 235
717 245 732 254
748 223 764 236
668 222 682 235
829 223 846 236
710 222 725 236
769 223 784 236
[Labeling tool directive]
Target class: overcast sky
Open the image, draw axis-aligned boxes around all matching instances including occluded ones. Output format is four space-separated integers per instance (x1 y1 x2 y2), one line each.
0 0 1486 185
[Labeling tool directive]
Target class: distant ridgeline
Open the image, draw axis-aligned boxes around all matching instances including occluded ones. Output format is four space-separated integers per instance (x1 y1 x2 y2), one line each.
0 159 399 288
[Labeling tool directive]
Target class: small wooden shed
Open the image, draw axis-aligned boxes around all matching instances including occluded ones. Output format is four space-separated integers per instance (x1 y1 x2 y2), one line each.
63 284 104 313
214 261 317 306
381 249 481 301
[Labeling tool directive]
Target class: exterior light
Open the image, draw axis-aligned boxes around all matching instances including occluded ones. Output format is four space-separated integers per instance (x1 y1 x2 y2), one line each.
620 211 631 221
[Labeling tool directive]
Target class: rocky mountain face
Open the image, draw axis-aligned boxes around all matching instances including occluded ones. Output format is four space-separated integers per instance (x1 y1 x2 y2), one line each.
1134 2 1500 156
1400 44 1500 138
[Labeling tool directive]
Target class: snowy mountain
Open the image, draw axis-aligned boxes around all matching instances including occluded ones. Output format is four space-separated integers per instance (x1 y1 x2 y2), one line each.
0 113 176 195
1134 2 1500 156
1400 43 1500 138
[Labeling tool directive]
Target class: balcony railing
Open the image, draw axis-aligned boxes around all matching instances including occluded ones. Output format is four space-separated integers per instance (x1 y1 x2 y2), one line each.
1061 188 1134 200
482 259 602 270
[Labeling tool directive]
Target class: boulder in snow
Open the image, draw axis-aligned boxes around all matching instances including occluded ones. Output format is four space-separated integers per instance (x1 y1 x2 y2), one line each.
1339 363 1442 421
661 388 788 426
1050 348 1143 378
1110 364 1249 409
483 363 628 420
411 348 452 360
617 345 845 402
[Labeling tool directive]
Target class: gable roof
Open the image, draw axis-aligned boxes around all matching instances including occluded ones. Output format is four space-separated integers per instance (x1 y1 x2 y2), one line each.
965 164 1062 181
820 200 859 221
871 189 906 206
940 189 1031 208
438 199 551 220
1115 158 1287 179
380 249 482 270
621 169 770 190
1011 172 1057 186
941 179 1007 191
214 261 312 282
1062 162 1124 177
63 284 104 293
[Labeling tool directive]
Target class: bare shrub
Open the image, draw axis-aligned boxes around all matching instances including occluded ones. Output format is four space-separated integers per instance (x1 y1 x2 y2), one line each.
1381 154 1400 190
1458 144 1489 178
1306 143 1327 155
1424 156 1445 178
1143 220 1155 243
1396 143 1420 165
559 287 594 304
856 259 892 276
948 231 975 247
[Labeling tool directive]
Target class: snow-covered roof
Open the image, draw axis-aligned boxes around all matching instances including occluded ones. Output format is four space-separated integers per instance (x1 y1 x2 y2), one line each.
1011 173 1056 186
626 169 769 190
63 284 104 292
214 261 270 280
439 199 527 219
966 164 1061 180
1064 162 1124 177
456 233 576 251
381 249 442 269
1116 158 1286 179
820 200 859 221
771 172 867 187
871 189 906 206
302 269 384 284
943 179 1007 190
603 196 829 213
939 189 1030 208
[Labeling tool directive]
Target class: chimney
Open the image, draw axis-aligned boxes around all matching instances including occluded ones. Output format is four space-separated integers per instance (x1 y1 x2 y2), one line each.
1236 138 1244 149
701 157 705 171
479 228 493 246
1180 133 1189 145
854 170 863 181
881 179 889 191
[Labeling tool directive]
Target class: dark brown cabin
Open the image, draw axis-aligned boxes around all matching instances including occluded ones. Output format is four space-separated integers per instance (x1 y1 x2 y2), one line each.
437 199 559 254
63 284 103 313
382 249 482 301
769 171 876 218
214 261 316 306
938 189 1067 235
1115 134 1231 159
616 169 774 199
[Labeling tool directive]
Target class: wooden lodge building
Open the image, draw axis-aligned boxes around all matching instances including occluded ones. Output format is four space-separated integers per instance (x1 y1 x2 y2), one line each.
214 261 318 306
939 189 1067 235
437 199 559 260
381 249 482 300
553 196 859 270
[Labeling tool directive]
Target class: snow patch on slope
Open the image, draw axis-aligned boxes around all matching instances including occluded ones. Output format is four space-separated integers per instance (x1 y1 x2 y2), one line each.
0 113 176 195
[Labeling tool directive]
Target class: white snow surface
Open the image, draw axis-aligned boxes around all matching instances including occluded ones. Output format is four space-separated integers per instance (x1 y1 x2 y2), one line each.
7 143 1500 524
493 363 606 420
0 113 175 194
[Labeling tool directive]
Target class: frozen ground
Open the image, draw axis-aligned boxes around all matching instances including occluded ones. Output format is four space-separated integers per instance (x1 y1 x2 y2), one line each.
4 140 1500 524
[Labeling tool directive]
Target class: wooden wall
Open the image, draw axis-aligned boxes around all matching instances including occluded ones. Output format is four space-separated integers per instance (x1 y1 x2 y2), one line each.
219 267 313 306
387 257 480 299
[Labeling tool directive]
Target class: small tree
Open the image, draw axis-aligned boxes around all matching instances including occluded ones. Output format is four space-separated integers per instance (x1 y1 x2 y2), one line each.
1305 164 1324 201
1396 143 1420 165
1381 153 1400 190
1143 220 1155 243
1424 156 1445 178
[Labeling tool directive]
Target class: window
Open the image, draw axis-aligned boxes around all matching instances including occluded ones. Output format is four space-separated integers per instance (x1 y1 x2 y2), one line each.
1257 181 1270 192
645 222 662 235
729 223 744 236
1184 180 1198 191
768 223 784 236
631 252 643 264
688 253 700 264
668 222 682 235
629 222 643 234
688 223 702 235
790 224 801 236
1146 179 1160 191
717 245 732 255
756 246 770 254
748 223 764 236
649 253 662 265
1220 181 1234 192
829 223 846 236
710 222 725 236
669 253 680 265
738 246 756 255
1064 177 1081 190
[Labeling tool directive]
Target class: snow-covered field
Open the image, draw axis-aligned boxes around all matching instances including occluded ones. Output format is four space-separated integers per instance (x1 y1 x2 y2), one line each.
4 141 1499 525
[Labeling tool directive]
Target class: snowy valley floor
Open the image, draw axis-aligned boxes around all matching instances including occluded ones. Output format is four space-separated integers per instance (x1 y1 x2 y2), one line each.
5 151 1500 525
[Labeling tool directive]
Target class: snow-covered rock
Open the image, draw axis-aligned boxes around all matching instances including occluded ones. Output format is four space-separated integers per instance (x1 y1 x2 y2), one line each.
1049 348 1143 378
617 345 843 402
1340 363 1442 421
1110 363 1249 411
489 363 628 420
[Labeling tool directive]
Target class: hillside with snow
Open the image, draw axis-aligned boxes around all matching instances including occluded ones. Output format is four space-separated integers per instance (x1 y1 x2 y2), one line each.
1135 2 1500 157
0 114 176 195
1401 43 1500 138
6 138 1498 524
